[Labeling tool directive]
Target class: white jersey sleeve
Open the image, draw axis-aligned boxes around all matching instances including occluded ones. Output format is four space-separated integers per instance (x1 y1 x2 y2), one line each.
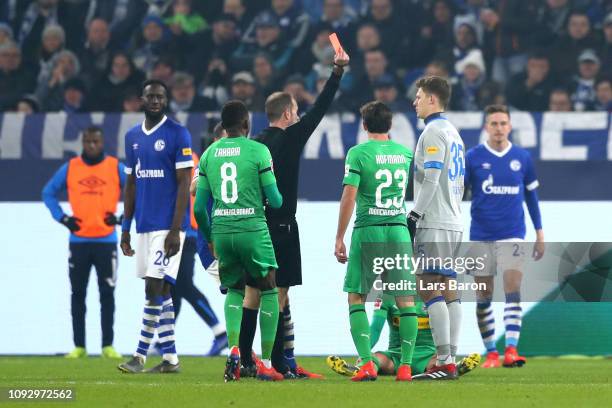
413 118 465 232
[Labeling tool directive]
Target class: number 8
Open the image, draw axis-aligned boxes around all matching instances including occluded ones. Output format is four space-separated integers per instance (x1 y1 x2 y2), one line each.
221 162 238 204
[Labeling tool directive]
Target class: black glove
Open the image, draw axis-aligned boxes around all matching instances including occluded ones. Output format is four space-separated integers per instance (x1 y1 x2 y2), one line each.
60 215 81 232
407 211 421 243
104 212 123 226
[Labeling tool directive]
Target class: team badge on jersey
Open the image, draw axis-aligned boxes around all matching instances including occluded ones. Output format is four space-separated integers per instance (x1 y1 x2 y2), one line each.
510 160 521 171
154 139 166 151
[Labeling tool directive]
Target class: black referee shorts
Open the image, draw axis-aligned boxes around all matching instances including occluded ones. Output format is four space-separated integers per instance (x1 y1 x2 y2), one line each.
267 218 302 288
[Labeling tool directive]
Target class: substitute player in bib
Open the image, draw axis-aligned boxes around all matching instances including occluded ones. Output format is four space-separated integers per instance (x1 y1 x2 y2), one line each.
465 104 544 368
118 79 193 374
42 126 125 360
335 101 418 382
409 76 465 380
195 100 285 382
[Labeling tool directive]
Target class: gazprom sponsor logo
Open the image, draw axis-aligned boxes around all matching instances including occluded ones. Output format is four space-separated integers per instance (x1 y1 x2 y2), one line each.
481 175 519 195
135 159 165 179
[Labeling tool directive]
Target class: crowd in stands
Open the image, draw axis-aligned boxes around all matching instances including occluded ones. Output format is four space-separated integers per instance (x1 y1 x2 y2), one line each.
1 0 611 115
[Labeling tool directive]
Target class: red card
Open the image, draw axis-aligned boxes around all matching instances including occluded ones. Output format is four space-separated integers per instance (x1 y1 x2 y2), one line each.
328 33 343 54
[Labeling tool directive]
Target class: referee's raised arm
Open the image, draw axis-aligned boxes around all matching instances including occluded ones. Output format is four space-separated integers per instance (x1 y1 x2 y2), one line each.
287 49 350 147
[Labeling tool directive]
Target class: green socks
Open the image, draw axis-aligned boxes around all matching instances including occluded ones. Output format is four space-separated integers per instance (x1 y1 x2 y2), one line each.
349 304 372 363
370 308 387 348
259 289 279 360
224 287 278 361
399 306 418 365
224 289 245 349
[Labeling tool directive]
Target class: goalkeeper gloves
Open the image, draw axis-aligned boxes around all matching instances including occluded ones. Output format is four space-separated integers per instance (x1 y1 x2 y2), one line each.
104 212 124 226
407 210 421 243
60 215 81 232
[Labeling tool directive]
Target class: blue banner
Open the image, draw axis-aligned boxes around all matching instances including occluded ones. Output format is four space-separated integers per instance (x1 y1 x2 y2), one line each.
1 112 611 200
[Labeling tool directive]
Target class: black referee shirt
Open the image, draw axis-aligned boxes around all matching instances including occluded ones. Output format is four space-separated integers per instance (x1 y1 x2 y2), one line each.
255 69 343 221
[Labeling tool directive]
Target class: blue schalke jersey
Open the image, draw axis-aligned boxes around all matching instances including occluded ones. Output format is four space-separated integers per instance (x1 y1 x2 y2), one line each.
124 116 194 233
465 142 539 241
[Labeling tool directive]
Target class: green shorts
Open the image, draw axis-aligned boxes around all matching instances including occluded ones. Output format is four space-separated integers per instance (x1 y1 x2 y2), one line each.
411 343 436 374
375 343 435 375
343 225 415 296
213 229 278 289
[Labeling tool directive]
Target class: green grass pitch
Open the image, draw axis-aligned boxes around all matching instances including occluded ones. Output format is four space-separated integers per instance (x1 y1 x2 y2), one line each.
1 356 611 407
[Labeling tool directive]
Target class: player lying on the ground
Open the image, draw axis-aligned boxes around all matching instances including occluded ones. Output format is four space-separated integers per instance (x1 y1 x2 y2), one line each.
326 295 480 378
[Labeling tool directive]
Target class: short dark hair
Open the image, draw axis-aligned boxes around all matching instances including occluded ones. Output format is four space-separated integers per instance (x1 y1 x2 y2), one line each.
365 48 386 59
142 78 169 96
265 92 293 122
83 125 103 137
484 104 510 119
415 76 451 109
221 100 249 133
360 101 392 133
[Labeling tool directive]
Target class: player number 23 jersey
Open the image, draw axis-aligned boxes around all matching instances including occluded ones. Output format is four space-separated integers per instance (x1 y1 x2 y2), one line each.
343 139 413 228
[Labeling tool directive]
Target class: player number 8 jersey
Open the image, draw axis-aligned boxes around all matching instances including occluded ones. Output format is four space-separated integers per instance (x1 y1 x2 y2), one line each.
199 136 276 234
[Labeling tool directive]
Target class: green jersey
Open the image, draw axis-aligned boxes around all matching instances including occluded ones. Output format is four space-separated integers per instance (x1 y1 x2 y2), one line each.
199 136 276 234
343 139 413 228
381 297 430 353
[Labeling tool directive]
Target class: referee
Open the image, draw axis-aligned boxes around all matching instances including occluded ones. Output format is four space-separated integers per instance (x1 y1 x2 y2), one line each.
238 48 350 378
